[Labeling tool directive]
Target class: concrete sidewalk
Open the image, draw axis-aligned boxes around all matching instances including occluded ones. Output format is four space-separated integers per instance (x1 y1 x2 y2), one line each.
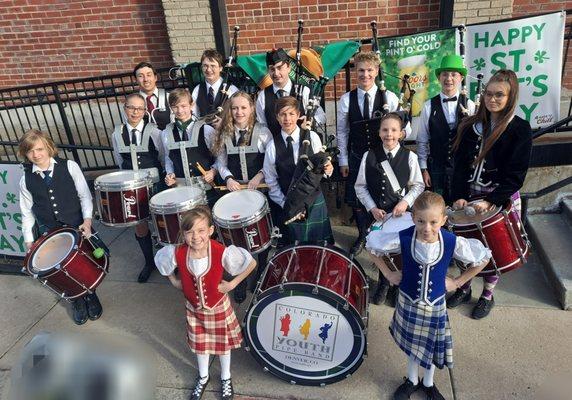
1 221 570 400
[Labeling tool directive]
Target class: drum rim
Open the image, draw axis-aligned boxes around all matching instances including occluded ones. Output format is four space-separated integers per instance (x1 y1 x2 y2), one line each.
24 227 81 277
150 188 207 213
94 170 153 190
244 282 367 386
447 200 503 227
212 190 268 226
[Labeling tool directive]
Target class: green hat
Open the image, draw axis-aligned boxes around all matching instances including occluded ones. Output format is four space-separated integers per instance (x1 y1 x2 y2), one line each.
435 54 467 77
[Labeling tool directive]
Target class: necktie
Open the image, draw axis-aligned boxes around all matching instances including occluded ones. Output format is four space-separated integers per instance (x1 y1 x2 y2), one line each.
146 94 155 112
238 130 247 146
387 152 393 162
443 96 458 103
363 92 370 120
277 89 286 98
286 136 294 163
43 170 52 186
208 86 215 105
131 129 138 146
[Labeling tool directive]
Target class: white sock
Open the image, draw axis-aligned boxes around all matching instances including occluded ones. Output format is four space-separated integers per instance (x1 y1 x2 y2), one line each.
197 354 210 382
407 356 419 384
219 353 231 380
423 364 436 387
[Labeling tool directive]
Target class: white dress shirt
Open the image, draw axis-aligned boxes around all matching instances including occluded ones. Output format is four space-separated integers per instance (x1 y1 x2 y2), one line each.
19 158 93 243
217 125 273 181
336 85 410 166
255 80 327 127
263 127 323 207
354 143 424 212
414 91 476 169
191 77 238 117
111 120 165 169
161 121 219 175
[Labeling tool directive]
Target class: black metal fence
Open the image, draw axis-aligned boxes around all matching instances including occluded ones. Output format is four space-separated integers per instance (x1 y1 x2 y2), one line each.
0 68 185 170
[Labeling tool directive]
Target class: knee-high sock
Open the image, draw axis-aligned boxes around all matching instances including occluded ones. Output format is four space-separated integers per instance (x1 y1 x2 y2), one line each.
460 278 472 292
407 356 419 384
482 275 499 300
219 353 231 380
423 363 436 387
197 354 210 382
134 232 155 267
353 207 371 239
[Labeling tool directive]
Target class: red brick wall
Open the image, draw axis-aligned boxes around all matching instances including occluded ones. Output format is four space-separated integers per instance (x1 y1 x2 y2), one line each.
512 0 572 89
0 0 173 88
225 0 441 99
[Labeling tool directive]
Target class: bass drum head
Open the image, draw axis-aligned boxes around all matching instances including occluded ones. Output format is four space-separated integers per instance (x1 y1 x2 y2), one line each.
30 231 76 275
245 283 367 386
212 190 266 225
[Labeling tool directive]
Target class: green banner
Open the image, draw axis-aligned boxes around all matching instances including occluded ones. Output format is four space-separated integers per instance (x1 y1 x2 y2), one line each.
378 29 457 116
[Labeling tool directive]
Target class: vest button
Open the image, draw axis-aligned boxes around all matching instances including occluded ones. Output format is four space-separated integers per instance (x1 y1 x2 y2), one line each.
53 204 57 207
418 273 422 277
417 280 421 284
54 211 59 214
428 288 433 293
382 186 385 190
417 287 421 292
429 281 433 285
50 196 55 200
49 190 53 193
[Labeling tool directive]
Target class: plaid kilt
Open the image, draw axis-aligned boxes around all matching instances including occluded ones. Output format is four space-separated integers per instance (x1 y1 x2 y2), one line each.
287 192 333 243
469 185 522 215
186 294 242 355
389 291 453 370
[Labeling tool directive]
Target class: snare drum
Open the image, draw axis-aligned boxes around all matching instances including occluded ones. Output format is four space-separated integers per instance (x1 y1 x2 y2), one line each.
212 190 273 254
448 200 530 276
23 227 109 300
244 245 368 386
366 212 415 271
95 170 153 227
150 186 207 245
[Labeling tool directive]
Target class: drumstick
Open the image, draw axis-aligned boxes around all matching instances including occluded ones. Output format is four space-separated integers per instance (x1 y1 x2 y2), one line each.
195 162 215 187
214 183 269 191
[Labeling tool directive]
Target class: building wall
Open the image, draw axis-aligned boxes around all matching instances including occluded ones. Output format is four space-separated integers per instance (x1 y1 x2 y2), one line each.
0 0 173 88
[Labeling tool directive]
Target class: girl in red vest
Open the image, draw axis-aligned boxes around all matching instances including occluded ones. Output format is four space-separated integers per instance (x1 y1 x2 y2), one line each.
154 205 255 400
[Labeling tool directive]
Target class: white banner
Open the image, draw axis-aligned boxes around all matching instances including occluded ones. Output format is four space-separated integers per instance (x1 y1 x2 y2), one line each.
466 11 565 128
0 163 25 257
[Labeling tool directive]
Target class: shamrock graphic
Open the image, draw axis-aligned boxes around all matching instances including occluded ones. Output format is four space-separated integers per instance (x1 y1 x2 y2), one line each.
534 50 549 64
6 192 16 204
472 57 486 71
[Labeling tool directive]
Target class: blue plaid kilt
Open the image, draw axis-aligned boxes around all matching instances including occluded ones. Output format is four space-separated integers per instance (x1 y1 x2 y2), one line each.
389 291 453 370
287 192 333 244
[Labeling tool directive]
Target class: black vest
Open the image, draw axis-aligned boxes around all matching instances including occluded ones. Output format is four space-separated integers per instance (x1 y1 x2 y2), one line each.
365 146 410 211
348 88 384 155
226 130 265 182
275 131 313 195
428 94 464 171
196 81 224 117
142 89 171 130
119 124 162 171
24 158 84 231
168 124 214 178
263 82 305 138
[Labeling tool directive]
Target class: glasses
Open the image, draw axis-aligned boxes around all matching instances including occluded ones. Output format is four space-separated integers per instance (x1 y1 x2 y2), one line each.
484 91 507 100
125 105 146 112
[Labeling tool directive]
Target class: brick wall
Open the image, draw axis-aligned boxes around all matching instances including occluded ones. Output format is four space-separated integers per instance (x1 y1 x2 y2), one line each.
453 0 513 25
0 0 173 88
161 0 217 63
224 0 441 99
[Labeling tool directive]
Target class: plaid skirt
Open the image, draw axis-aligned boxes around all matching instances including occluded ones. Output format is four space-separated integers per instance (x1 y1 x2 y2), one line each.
287 192 333 244
469 184 522 215
186 294 243 355
389 291 454 370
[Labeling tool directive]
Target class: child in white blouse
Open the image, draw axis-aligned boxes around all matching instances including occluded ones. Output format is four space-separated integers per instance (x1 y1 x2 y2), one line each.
154 205 255 400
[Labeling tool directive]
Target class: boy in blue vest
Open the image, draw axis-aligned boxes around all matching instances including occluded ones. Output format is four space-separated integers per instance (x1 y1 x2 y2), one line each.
19 130 102 325
367 191 490 400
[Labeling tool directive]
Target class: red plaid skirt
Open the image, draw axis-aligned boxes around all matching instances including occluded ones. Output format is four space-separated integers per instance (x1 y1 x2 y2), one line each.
186 294 243 355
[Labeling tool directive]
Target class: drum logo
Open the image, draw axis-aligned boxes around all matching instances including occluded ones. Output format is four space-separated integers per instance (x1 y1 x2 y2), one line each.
245 228 259 249
123 194 137 219
272 303 338 362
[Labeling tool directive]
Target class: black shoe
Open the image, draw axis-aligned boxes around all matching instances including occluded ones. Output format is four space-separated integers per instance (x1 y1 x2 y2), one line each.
423 384 446 400
189 375 209 400
221 378 234 400
446 288 472 309
471 296 495 320
72 297 88 325
350 237 366 256
393 377 419 400
85 292 102 321
387 285 398 308
372 279 389 305
233 280 247 304
137 264 153 283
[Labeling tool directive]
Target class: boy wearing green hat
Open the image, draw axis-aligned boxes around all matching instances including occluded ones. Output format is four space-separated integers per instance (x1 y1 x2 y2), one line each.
415 54 475 203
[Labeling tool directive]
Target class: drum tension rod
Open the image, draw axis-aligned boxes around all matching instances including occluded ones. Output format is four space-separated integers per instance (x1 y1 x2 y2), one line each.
502 210 527 264
477 222 501 276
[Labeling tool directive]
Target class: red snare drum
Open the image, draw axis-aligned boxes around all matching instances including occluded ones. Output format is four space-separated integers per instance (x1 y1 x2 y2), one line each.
23 227 109 300
95 170 153 227
150 186 207 245
212 190 273 254
448 201 530 276
366 212 415 271
244 245 369 386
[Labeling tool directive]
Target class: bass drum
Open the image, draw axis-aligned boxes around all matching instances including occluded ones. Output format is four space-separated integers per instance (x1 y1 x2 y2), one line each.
244 244 369 386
